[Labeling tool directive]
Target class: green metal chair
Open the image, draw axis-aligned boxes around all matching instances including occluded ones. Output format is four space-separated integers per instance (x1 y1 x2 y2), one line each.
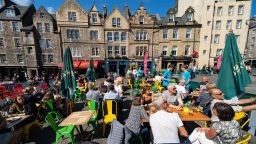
87 100 99 132
74 88 83 102
45 112 76 144
44 100 62 120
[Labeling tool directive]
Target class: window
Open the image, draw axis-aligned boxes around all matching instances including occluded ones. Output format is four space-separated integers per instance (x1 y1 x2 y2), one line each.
203 50 207 55
204 36 208 41
169 14 175 22
112 18 120 27
228 6 234 16
25 32 31 37
67 29 79 39
162 46 167 56
171 45 177 56
40 12 45 18
71 47 81 57
214 34 220 44
45 23 50 32
216 49 223 57
46 39 52 48
16 54 23 63
115 46 120 56
90 31 98 40
186 28 192 39
252 37 255 42
42 54 46 63
14 38 21 48
163 28 168 39
217 7 222 16
121 32 126 41
207 21 211 26
187 13 193 21
92 13 97 23
121 46 126 56
108 46 113 56
92 47 99 56
136 46 147 56
48 54 54 63
139 15 144 24
252 30 256 35
107 32 112 41
136 31 147 40
0 54 7 63
12 22 20 32
185 45 190 56
68 12 76 21
0 21 3 31
236 20 242 29
238 5 244 15
37 23 42 32
207 5 210 11
226 20 232 29
39 39 45 49
27 47 33 54
173 28 178 39
6 9 15 17
0 38 4 48
216 21 221 30
114 32 119 41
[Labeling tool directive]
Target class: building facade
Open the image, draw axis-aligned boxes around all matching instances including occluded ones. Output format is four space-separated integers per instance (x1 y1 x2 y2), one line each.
245 17 256 66
177 0 252 68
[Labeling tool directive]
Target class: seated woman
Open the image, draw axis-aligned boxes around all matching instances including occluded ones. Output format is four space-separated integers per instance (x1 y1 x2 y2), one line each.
141 88 152 110
125 94 149 136
188 102 242 144
114 80 123 97
77 76 85 87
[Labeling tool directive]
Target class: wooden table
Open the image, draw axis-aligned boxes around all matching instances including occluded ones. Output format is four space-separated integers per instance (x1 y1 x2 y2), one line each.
6 114 31 130
169 108 211 122
59 110 94 127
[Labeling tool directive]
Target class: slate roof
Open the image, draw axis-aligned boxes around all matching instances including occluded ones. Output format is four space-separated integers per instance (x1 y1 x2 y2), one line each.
0 4 31 21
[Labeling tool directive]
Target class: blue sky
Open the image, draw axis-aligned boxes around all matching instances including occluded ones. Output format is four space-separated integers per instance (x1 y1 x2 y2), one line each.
5 0 256 17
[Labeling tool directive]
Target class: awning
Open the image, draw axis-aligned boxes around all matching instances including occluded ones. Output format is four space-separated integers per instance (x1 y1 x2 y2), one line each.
58 60 81 69
79 60 99 69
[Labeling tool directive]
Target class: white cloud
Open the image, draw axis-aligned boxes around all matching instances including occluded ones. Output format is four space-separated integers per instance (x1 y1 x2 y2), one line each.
11 0 34 6
46 7 55 14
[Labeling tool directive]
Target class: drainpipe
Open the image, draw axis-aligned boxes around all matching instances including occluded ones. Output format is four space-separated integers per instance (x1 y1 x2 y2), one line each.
208 0 217 67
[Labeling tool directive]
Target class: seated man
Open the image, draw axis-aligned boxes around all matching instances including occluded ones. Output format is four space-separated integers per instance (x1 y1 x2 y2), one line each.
175 79 188 100
209 88 256 122
86 83 101 102
103 85 121 100
197 76 209 89
162 83 183 110
150 103 188 143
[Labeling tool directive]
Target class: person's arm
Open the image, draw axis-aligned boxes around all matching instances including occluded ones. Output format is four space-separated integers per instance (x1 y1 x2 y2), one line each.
169 104 182 110
237 98 256 105
196 127 217 140
140 106 149 122
177 98 184 107
178 126 188 137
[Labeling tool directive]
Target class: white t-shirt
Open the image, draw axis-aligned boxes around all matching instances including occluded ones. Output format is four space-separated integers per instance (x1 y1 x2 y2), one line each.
175 85 187 99
154 75 162 82
150 110 183 143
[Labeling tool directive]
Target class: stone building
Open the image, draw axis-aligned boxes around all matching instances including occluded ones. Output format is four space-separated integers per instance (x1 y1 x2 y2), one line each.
0 0 36 80
129 5 159 72
245 17 256 66
33 6 62 75
158 6 201 72
104 7 130 75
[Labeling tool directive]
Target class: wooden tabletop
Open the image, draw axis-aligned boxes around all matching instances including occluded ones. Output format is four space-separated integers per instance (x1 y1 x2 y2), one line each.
169 108 211 122
59 110 94 127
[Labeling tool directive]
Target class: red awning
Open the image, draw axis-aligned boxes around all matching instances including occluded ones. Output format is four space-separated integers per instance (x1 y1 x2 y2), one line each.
79 60 99 69
58 60 81 69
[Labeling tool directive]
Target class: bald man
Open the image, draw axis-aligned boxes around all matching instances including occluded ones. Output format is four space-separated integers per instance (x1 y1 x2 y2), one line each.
197 76 209 89
209 88 256 121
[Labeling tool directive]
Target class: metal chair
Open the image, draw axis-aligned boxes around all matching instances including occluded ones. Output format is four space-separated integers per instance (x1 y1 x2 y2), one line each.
234 112 250 128
102 100 118 136
236 134 252 144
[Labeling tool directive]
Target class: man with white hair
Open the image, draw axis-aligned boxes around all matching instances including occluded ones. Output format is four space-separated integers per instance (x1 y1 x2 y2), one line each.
175 79 188 100
162 83 184 110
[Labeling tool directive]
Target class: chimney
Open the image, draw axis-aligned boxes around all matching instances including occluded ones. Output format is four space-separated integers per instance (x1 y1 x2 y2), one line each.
102 5 107 19
124 4 131 19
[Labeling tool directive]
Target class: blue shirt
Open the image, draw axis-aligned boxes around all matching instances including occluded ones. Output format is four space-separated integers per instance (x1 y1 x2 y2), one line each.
182 71 191 83
137 69 143 77
162 69 171 87
103 91 121 100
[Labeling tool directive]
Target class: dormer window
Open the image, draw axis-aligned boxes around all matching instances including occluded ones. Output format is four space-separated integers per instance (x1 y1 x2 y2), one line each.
92 13 97 23
112 18 120 27
169 14 175 22
6 9 15 17
139 15 144 24
40 12 45 18
187 13 193 21
68 12 76 21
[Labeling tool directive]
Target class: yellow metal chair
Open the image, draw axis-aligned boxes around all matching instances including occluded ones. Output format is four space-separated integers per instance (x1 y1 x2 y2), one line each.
80 82 88 93
234 112 250 128
102 100 118 136
236 134 252 144
127 79 133 89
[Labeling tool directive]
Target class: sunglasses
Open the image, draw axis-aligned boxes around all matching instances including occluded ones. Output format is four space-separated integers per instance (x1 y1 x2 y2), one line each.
215 92 223 96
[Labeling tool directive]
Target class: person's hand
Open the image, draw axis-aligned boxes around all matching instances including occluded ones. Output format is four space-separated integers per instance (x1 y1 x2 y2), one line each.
176 105 183 110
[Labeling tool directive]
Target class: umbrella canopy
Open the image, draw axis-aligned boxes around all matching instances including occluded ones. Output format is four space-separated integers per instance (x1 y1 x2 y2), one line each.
150 57 156 76
216 32 252 99
60 48 76 100
86 58 96 82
